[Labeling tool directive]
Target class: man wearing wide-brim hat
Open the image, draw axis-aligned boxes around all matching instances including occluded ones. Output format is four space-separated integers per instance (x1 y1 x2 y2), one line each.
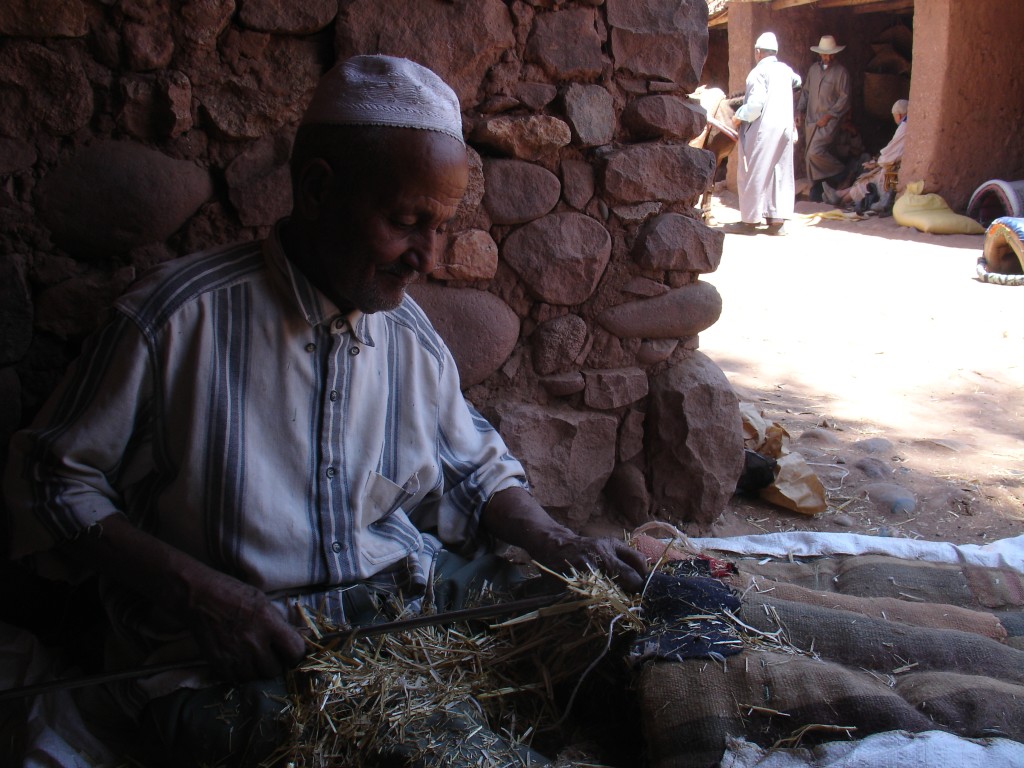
797 35 851 201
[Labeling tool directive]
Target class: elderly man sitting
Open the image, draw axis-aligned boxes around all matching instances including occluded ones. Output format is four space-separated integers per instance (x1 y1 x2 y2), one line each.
4 55 647 767
823 99 909 212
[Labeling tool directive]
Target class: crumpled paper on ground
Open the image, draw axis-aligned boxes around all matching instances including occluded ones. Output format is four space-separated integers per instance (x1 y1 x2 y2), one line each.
740 402 827 515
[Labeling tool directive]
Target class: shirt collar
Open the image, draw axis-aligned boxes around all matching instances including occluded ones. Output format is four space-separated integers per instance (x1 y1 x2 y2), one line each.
263 221 375 346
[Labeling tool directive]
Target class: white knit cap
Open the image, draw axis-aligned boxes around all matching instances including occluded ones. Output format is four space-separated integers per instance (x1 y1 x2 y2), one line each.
301 55 464 145
755 32 778 52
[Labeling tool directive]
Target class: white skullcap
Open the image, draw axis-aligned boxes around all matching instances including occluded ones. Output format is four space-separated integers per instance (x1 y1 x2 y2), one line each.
301 55 464 145
755 32 778 52
891 99 909 115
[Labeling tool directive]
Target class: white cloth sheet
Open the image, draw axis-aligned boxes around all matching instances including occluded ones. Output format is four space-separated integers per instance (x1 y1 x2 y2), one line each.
721 729 1024 768
688 531 1024 574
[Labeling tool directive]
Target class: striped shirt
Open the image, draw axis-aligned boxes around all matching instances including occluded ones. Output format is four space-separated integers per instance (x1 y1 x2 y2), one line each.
6 225 527 647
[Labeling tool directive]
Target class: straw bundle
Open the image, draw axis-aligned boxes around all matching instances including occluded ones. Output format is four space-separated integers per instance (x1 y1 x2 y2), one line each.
272 569 644 767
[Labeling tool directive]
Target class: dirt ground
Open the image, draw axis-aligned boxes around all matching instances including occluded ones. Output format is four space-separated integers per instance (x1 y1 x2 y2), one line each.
691 190 1024 546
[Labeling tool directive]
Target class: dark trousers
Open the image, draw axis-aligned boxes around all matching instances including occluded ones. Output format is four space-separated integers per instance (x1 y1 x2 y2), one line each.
137 553 532 767
139 678 291 768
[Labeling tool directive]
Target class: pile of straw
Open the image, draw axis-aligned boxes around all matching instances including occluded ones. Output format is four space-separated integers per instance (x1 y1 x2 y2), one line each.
273 569 643 767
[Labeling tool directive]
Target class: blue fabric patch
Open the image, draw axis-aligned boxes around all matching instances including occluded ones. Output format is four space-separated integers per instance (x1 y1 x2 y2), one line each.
628 569 743 665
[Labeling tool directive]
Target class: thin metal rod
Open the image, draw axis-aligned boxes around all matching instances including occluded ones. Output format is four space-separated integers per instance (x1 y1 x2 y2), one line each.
0 592 566 703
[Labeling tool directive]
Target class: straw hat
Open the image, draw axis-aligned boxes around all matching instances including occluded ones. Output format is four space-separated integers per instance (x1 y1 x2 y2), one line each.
810 35 845 55
754 32 778 52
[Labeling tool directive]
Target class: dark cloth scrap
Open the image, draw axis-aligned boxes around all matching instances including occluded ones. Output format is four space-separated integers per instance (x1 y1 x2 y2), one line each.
628 570 742 665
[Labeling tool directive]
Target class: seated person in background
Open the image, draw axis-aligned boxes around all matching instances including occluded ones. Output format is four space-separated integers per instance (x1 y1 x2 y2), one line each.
4 54 648 767
823 99 909 210
831 114 868 189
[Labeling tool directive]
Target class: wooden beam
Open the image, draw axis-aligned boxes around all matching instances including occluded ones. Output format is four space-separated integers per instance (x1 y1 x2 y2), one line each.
710 0 912 29
771 0 818 10
852 0 914 13
761 0 914 12
817 0 912 7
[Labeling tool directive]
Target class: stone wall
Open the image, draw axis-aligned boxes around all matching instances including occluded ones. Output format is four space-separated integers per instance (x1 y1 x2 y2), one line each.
0 0 743 534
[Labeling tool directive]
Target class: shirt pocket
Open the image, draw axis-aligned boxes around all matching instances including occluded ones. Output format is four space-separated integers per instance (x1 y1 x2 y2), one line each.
359 471 424 568
362 470 421 524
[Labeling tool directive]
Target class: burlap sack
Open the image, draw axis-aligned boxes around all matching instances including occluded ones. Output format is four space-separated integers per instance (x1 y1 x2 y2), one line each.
1000 611 1024 649
637 651 933 768
738 555 1024 610
961 564 1024 609
833 556 973 603
896 670 1024 741
730 573 1008 641
735 558 842 591
739 595 1024 683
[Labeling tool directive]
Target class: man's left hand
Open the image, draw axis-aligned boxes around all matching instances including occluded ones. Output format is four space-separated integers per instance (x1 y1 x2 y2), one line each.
532 532 649 593
481 487 649 593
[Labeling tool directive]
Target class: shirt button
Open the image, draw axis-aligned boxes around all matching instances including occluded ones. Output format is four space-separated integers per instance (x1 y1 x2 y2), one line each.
349 347 360 356
329 390 338 402
335 318 345 330
325 467 336 478
331 541 342 553
305 343 316 353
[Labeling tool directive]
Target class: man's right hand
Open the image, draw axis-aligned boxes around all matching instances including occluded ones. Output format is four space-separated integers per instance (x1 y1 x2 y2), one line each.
182 568 307 681
61 513 307 682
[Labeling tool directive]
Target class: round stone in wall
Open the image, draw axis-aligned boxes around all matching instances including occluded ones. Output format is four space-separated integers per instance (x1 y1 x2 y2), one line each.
622 95 706 141
501 213 611 305
603 144 715 205
598 281 722 339
36 141 212 257
407 283 520 388
494 402 618 527
483 159 561 225
632 212 724 274
0 42 92 138
470 115 572 161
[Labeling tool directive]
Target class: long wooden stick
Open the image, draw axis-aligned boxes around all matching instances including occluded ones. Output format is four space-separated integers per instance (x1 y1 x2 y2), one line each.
0 592 567 703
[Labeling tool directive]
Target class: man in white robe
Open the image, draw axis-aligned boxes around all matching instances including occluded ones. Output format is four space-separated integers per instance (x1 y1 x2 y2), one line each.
728 32 802 236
